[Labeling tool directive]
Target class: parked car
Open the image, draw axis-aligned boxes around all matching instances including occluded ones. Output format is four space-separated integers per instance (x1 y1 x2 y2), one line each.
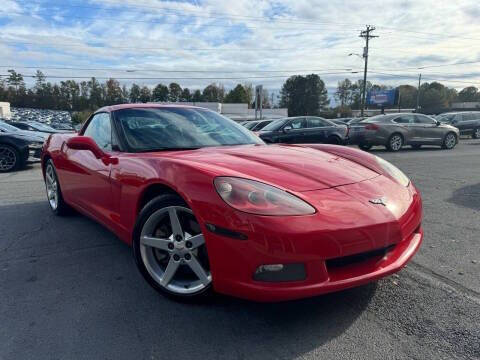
258 116 348 144
0 132 43 172
41 103 422 302
348 113 459 151
250 119 273 131
437 112 480 138
0 120 48 141
243 120 261 130
8 121 64 134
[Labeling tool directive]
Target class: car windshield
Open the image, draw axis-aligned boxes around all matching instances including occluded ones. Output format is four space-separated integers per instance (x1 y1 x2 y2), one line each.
261 118 288 131
0 121 20 132
115 107 263 151
438 114 455 123
30 122 56 131
243 121 259 130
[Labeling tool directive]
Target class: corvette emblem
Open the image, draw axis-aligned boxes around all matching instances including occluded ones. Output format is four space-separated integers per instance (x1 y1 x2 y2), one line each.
369 197 387 206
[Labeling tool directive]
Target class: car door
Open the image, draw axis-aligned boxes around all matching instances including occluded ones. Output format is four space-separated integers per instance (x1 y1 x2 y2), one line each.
278 117 307 143
305 117 328 143
59 112 115 223
392 114 416 143
450 114 467 134
414 114 444 144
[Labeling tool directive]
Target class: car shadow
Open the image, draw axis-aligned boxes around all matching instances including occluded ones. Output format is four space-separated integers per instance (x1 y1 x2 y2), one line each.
447 183 480 211
1 201 376 360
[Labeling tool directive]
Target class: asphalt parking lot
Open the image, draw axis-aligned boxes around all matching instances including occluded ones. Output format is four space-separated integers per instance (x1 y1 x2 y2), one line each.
1 141 479 360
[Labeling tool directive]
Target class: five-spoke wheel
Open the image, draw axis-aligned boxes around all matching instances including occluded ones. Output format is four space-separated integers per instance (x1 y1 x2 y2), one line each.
0 145 18 173
134 195 211 299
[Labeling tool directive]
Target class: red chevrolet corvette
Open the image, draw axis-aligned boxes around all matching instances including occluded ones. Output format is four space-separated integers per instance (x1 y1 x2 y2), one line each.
41 104 423 302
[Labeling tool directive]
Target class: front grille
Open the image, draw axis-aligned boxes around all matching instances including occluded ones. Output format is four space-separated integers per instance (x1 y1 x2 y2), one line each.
326 245 395 269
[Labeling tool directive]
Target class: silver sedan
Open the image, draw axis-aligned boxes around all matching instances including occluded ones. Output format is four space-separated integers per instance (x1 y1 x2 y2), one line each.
348 113 460 151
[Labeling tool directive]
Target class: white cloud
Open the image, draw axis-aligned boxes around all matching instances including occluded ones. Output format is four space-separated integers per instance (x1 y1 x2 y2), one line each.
0 0 479 93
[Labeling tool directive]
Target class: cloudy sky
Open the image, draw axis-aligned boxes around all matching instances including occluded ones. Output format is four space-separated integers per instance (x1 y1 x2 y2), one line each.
0 0 479 98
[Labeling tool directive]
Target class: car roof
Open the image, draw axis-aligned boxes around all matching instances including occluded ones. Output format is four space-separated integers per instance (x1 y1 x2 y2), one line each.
96 103 209 113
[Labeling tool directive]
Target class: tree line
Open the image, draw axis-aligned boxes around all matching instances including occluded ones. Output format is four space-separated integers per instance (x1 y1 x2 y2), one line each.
0 70 272 112
1 69 479 121
334 78 479 116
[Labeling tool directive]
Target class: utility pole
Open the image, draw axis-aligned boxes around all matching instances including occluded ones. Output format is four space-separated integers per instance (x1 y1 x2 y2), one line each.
416 73 422 112
359 25 378 117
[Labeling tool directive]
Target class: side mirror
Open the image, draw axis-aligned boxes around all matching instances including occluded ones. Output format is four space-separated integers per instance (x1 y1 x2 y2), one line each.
283 126 292 132
435 120 441 126
66 136 105 159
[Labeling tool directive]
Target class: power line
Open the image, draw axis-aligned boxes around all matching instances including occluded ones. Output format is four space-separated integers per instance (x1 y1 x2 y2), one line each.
0 71 357 81
0 65 355 73
0 38 362 52
369 71 479 85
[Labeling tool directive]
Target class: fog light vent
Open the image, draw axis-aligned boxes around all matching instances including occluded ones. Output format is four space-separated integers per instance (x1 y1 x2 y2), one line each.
253 263 306 282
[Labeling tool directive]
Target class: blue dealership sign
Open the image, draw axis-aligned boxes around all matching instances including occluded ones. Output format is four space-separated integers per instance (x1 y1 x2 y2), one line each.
367 89 396 106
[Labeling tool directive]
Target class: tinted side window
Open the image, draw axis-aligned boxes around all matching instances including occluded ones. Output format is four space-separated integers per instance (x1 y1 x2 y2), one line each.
415 115 435 124
288 118 306 129
394 115 414 124
84 113 112 150
307 117 327 128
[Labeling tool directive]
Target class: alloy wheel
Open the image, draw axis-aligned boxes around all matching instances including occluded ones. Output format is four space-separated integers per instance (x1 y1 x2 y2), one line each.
0 146 17 172
139 206 211 295
474 128 480 139
390 135 403 151
45 164 59 210
445 133 456 149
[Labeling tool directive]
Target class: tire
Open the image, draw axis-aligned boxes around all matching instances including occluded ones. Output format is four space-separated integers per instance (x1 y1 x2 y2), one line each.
442 132 457 150
44 159 70 215
411 144 422 150
133 194 212 301
328 136 341 145
387 133 404 152
473 127 480 139
358 144 372 151
0 144 21 173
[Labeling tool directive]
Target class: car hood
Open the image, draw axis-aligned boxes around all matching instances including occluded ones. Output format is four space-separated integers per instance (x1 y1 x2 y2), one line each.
9 131 46 142
169 144 379 192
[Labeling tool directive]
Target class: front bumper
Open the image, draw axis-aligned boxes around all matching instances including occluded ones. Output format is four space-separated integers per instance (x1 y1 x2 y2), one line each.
201 177 423 302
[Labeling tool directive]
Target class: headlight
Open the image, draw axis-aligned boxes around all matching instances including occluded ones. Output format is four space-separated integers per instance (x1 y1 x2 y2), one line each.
376 156 410 187
214 177 316 216
28 142 44 149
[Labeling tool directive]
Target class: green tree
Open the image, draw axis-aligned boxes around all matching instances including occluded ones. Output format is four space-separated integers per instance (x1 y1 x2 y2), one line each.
457 86 479 102
280 74 329 116
139 86 152 103
397 85 417 109
192 89 203 102
202 83 225 102
180 88 191 102
6 69 25 91
224 84 249 103
334 78 353 107
168 83 182 102
152 84 169 102
129 83 141 103
105 78 124 105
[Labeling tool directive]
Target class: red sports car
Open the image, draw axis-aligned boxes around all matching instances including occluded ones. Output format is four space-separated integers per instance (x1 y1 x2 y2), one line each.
41 104 423 302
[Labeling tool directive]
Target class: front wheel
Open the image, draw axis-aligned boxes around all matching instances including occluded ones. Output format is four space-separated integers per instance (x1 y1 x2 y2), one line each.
473 128 480 139
0 145 21 173
442 132 457 150
133 194 212 301
387 134 403 152
44 160 70 215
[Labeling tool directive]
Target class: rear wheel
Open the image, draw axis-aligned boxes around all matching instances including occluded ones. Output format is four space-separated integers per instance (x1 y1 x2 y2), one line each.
442 132 457 150
0 145 20 173
358 144 372 151
387 134 403 152
473 127 480 139
133 194 212 301
328 135 341 145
